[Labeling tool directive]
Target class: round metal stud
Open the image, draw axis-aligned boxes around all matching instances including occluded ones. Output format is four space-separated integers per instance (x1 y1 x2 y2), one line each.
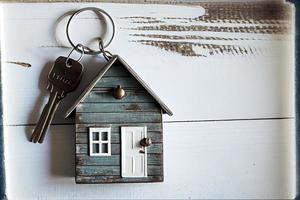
113 85 125 99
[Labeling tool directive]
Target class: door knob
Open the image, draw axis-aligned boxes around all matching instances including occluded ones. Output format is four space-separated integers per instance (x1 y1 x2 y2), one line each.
140 138 152 147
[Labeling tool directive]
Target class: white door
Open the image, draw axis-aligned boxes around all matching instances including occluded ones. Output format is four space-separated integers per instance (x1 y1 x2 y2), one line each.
121 126 147 178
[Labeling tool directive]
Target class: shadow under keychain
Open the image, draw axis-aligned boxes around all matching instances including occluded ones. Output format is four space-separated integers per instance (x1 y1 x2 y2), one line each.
30 7 115 144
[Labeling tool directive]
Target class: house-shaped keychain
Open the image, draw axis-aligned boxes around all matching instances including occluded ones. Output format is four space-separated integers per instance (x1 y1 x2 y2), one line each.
65 55 172 183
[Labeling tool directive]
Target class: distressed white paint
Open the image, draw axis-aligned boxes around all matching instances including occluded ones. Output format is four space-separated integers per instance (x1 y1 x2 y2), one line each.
0 2 296 200
4 120 295 199
121 126 147 178
0 3 295 125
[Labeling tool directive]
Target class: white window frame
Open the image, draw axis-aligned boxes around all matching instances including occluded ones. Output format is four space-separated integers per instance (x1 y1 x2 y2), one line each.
89 127 111 156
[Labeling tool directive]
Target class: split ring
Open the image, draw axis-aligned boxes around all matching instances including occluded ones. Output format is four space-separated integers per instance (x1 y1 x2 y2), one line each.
65 44 85 67
66 7 115 55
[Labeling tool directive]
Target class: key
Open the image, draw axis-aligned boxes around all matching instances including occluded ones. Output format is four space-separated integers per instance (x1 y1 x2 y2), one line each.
31 85 62 143
30 56 84 143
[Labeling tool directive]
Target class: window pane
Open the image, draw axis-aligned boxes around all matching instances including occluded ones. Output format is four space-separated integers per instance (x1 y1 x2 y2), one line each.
92 132 99 141
92 144 99 153
101 144 108 153
101 132 108 141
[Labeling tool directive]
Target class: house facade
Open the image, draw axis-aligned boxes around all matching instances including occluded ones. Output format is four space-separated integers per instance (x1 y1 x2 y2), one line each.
65 56 172 184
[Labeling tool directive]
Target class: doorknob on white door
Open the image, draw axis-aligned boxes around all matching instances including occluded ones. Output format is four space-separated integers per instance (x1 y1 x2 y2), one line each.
140 138 152 147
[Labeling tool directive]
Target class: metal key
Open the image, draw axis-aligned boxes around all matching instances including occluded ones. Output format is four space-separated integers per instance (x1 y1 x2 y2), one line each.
30 56 84 143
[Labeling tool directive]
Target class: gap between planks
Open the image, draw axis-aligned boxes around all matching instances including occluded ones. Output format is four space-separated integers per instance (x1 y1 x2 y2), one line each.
4 117 294 127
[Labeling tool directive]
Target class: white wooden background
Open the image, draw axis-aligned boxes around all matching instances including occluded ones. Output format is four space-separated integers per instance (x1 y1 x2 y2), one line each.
0 1 296 199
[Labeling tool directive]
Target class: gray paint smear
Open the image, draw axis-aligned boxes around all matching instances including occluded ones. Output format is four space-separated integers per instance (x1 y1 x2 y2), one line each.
121 1 293 57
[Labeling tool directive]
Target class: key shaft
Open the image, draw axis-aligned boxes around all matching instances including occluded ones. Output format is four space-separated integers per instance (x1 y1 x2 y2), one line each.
31 87 59 143
37 91 61 143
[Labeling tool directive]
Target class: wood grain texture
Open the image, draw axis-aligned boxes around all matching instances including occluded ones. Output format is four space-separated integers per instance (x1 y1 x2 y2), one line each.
76 112 162 123
81 90 156 103
76 165 162 176
1 2 294 124
4 120 295 199
76 143 120 154
103 63 132 77
75 61 163 183
76 123 163 132
1 1 295 199
76 143 162 154
123 1 293 57
76 131 162 143
76 154 162 166
76 175 163 184
95 77 142 88
76 102 161 113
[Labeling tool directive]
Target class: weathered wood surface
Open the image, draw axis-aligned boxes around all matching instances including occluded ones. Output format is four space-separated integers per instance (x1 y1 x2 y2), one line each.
76 143 162 154
1 1 295 199
76 175 163 184
76 123 163 132
75 68 165 183
103 63 131 77
76 102 161 113
5 120 295 199
81 90 155 103
76 154 162 165
76 79 164 185
76 112 162 123
76 131 162 143
76 165 163 176
95 77 142 88
1 2 294 125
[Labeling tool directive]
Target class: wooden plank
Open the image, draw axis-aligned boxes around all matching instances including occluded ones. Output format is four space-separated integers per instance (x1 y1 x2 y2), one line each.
147 143 163 154
147 154 163 165
76 143 162 154
76 154 162 166
76 112 162 124
2 3 295 126
76 143 121 155
82 90 155 103
103 63 131 77
76 175 163 184
5 119 295 198
76 155 120 166
2 2 295 199
95 77 142 88
76 166 120 176
76 165 162 176
76 102 161 113
76 123 163 132
76 131 162 144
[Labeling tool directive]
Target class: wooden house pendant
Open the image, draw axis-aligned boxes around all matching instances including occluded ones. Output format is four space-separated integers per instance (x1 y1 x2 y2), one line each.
65 55 173 184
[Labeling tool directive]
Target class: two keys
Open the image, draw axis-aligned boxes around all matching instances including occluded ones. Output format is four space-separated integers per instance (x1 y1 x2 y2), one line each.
31 48 84 143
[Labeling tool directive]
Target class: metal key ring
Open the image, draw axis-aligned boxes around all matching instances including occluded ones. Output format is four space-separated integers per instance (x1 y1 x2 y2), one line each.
65 44 85 68
66 7 115 55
